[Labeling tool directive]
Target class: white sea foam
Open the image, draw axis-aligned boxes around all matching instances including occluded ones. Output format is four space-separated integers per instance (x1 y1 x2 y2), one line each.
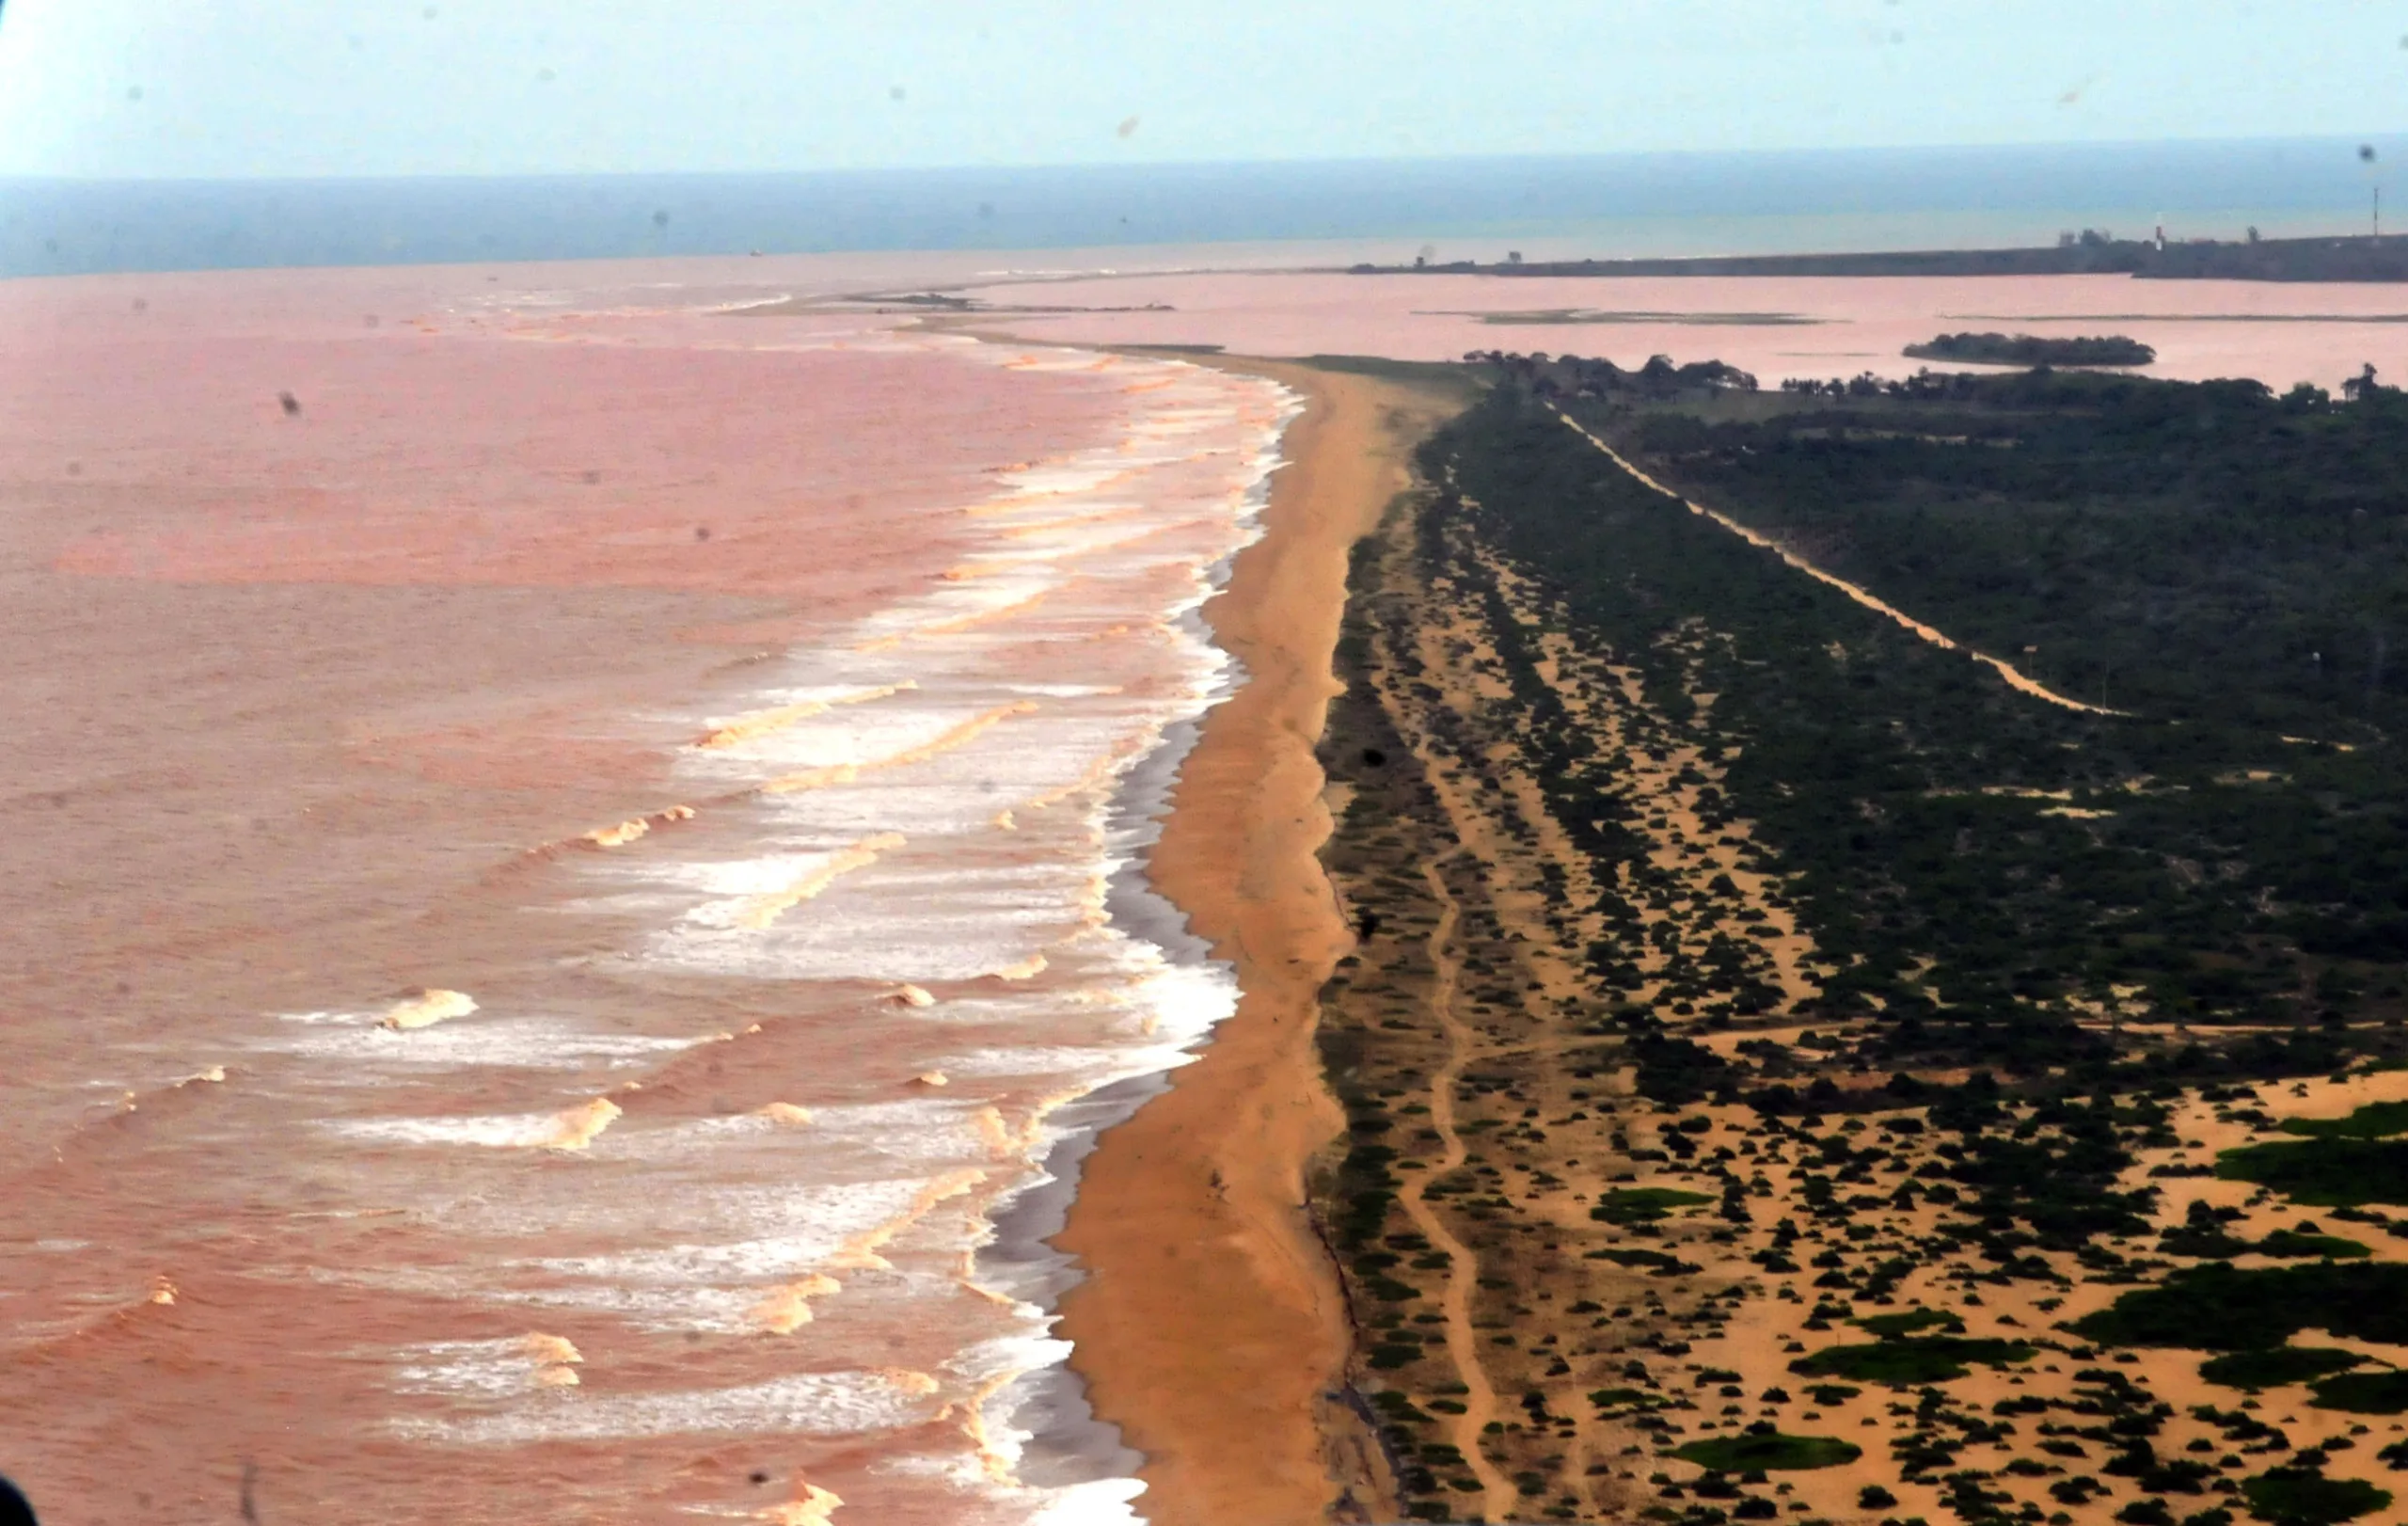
393 1369 927 1444
390 1335 585 1400
257 1016 705 1071
331 1096 622 1151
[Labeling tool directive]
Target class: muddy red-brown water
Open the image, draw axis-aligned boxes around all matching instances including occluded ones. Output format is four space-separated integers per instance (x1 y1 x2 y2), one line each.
0 256 1296 1526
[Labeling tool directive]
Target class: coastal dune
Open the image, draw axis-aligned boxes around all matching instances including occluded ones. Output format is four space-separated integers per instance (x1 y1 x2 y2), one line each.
1055 361 1465 1526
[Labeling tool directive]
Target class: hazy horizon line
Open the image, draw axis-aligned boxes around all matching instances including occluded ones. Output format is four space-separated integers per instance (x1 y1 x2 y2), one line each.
6 132 2405 186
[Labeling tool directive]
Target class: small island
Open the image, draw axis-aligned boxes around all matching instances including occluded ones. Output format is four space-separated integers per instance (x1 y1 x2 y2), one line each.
1903 330 2155 367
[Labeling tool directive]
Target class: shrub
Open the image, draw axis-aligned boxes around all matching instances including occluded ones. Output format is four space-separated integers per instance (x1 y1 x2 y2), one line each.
2196 1347 2365 1391
2239 1466 2391 1524
1670 1431 1862 1471
2308 1370 2408 1415
1790 1337 2035 1384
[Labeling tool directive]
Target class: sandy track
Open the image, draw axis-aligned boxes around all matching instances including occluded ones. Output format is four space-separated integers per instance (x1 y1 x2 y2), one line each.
1052 362 1461 1526
1554 407 2127 718
1397 861 1516 1519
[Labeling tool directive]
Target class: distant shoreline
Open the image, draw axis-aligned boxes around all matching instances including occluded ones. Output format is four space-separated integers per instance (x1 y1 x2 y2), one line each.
12 135 2408 278
1349 231 2408 283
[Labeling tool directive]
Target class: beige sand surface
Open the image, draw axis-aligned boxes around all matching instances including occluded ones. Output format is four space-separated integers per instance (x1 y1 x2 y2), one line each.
1051 361 1466 1526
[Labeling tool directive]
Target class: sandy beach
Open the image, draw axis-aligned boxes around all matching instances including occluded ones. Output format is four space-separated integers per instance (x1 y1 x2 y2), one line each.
1052 360 1465 1526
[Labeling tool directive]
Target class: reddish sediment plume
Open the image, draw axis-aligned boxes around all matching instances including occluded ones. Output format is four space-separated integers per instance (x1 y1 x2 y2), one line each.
0 258 1298 1524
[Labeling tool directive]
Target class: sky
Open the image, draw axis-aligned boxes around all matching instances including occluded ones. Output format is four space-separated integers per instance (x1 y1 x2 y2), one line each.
1 0 2404 179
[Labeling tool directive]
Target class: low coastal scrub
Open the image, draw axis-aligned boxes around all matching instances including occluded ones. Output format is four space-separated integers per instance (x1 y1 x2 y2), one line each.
2240 1465 2391 1524
1851 1308 1964 1338
2280 1101 2408 1139
2197 1346 2367 1390
1432 376 2408 1090
1789 1335 2036 1384
1592 1186 1714 1225
2072 1263 2408 1350
1315 360 2408 1523
1671 1427 1862 1471
2162 1200 2371 1259
1903 330 2156 366
2216 1137 2408 1207
2307 1369 2408 1415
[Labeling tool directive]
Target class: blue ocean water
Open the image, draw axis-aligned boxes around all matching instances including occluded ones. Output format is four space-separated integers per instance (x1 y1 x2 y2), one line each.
5 135 2405 279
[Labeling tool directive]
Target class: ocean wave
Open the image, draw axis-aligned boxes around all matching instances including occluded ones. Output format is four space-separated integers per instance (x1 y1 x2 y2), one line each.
98 321 1304 1520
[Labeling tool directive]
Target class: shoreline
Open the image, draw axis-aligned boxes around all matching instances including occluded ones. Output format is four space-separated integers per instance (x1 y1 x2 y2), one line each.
1047 356 1465 1526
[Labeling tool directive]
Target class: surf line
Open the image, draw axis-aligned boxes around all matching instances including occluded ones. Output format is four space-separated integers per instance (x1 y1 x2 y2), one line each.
1551 406 2127 718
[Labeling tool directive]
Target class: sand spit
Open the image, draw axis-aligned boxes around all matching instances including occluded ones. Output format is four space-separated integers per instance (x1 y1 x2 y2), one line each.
1054 360 1471 1526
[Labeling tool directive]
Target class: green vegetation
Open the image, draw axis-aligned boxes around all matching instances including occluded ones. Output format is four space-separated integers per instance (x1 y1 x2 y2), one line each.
1905 331 2155 367
1852 1308 1965 1338
1592 1248 1703 1275
1430 372 2408 1098
2307 1368 2408 1413
1671 1429 1863 1471
2072 1263 2408 1350
2196 1347 2367 1390
1789 1337 2036 1384
2254 1228 2371 1258
2280 1101 2408 1139
2160 1200 2368 1259
1592 1186 1714 1225
2217 1138 2408 1206
2239 1466 2391 1524
1326 352 2408 1526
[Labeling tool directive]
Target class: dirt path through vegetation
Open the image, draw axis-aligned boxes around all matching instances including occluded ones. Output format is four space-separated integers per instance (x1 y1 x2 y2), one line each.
1552 408 2127 717
1398 860 1518 1520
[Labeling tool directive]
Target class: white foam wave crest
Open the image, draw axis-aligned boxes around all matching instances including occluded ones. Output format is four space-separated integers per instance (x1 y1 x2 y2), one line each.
391 1369 928 1445
528 1177 936 1284
258 1016 706 1071
332 1096 622 1152
390 1335 585 1399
